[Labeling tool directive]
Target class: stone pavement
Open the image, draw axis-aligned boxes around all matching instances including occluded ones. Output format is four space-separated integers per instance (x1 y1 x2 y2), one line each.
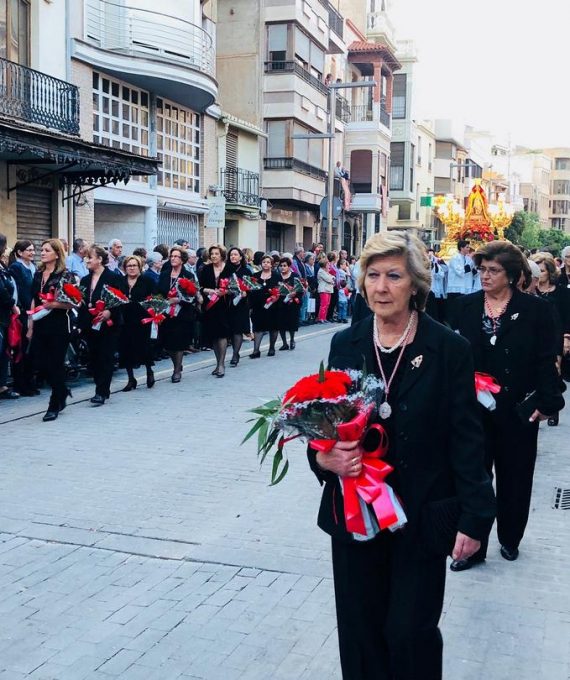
0 324 569 680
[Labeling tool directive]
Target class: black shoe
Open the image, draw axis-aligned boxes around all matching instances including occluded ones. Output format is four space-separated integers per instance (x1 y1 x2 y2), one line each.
42 409 59 422
290 341 296 350
449 555 486 572
90 395 105 406
122 378 137 392
171 372 181 383
249 352 261 359
279 344 290 351
146 370 155 389
0 389 20 400
59 388 72 411
230 354 240 367
267 348 275 357
500 545 519 561
216 369 225 378
547 413 559 426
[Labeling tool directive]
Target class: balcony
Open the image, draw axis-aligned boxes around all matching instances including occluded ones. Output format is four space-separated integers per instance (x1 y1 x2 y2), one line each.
316 0 344 53
264 157 327 181
349 103 391 129
221 168 261 210
264 61 329 97
0 57 79 135
335 95 350 124
76 0 217 111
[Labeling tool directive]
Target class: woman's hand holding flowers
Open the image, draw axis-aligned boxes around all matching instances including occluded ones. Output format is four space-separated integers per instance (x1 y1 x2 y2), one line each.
316 440 363 478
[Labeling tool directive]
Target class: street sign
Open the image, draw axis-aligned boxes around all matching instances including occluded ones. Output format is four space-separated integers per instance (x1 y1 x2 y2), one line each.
320 196 342 219
420 195 433 207
206 196 226 229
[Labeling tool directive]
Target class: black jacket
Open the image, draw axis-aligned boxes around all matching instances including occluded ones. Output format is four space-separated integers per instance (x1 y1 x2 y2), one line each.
0 264 15 326
450 290 565 419
79 268 127 331
307 313 496 548
8 261 34 312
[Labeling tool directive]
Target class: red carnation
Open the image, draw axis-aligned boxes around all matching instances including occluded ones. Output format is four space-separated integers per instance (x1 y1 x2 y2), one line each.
178 278 197 296
107 286 128 301
283 370 352 405
61 283 83 304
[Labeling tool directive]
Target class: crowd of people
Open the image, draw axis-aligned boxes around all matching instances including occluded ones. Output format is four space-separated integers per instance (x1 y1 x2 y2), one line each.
0 234 362 422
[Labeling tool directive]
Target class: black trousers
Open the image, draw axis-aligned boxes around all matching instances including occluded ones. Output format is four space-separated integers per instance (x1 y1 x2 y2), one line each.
87 329 117 398
476 411 539 556
332 532 446 680
33 330 69 408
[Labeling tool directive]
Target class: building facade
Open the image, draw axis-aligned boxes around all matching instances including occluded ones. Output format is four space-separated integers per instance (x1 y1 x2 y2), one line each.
544 148 570 232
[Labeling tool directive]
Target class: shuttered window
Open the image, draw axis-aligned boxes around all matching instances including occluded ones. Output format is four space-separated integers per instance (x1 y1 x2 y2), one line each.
16 186 52 245
226 130 238 168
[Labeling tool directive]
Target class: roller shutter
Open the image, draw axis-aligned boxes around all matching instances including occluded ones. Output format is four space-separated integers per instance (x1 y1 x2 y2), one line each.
16 186 53 246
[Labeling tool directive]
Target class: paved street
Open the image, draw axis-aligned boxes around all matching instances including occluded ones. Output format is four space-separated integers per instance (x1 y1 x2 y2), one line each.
1 324 569 680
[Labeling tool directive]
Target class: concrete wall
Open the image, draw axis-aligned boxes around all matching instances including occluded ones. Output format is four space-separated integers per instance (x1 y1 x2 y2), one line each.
94 204 146 254
31 0 67 78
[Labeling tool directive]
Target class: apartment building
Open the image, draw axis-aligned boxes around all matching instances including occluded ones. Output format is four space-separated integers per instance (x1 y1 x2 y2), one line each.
0 0 157 248
544 148 570 232
66 0 222 252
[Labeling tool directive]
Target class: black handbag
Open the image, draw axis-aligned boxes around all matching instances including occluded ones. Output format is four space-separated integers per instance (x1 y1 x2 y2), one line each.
420 497 461 557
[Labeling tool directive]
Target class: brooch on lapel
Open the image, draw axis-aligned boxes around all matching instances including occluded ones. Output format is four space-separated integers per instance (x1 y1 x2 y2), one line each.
411 355 423 370
511 313 519 321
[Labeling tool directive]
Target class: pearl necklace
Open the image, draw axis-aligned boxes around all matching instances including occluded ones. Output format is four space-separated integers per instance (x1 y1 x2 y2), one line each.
374 311 416 353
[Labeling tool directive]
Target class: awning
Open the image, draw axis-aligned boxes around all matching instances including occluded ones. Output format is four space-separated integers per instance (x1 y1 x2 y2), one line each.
0 119 159 201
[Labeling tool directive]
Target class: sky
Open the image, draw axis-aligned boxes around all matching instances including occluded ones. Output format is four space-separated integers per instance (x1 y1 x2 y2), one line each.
390 0 570 150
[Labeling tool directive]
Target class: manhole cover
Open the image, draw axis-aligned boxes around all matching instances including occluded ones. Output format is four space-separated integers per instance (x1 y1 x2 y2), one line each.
552 487 570 510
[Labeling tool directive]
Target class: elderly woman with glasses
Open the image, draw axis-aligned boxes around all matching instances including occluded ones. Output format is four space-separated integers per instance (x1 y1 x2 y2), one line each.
308 231 495 680
450 241 564 571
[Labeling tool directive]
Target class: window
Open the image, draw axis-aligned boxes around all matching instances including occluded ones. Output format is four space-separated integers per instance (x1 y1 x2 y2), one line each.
156 97 200 192
398 203 411 220
551 218 567 230
552 200 570 215
390 142 405 191
293 122 323 167
417 136 422 166
92 72 150 162
410 144 415 189
268 23 287 62
552 180 570 194
266 120 287 158
294 27 324 78
392 74 407 119
436 141 455 160
0 0 30 65
555 158 570 170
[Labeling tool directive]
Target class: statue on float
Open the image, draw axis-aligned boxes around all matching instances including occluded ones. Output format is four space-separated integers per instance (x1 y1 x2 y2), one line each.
459 180 495 243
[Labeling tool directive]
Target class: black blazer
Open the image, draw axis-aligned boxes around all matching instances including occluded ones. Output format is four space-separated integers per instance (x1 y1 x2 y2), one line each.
79 268 127 331
8 261 34 311
450 290 564 418
308 313 496 548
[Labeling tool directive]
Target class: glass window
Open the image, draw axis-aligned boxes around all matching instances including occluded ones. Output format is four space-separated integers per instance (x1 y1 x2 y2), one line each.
295 27 310 64
266 120 287 157
0 0 30 64
268 23 287 61
392 74 407 119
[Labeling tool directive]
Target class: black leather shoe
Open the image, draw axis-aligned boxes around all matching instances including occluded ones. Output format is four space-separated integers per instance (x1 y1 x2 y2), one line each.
146 371 155 389
249 352 261 359
42 409 59 422
59 388 72 411
122 379 137 392
279 344 289 351
230 354 240 366
171 372 181 383
500 545 519 561
90 395 105 406
290 341 296 350
267 348 275 357
449 555 486 572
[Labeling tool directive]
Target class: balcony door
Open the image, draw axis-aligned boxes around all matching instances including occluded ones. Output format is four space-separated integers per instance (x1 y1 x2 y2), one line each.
0 0 30 65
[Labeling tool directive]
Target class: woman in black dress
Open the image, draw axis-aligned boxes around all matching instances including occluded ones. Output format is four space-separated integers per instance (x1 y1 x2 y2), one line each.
226 247 250 367
119 255 157 391
80 246 126 406
198 244 231 378
28 239 74 421
157 247 199 383
249 254 280 358
8 239 37 395
277 256 302 351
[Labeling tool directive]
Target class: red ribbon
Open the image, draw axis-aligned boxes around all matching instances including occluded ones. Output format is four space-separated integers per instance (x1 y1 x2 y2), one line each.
27 291 55 316
205 279 230 311
474 372 501 395
310 409 399 535
89 300 113 327
264 287 281 309
141 308 166 326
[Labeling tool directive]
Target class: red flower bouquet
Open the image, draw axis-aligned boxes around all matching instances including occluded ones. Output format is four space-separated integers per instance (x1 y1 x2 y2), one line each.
205 277 230 310
140 295 169 339
264 286 281 310
242 363 407 537
167 277 199 317
475 372 501 411
28 279 84 322
228 274 263 306
278 279 304 304
89 284 128 330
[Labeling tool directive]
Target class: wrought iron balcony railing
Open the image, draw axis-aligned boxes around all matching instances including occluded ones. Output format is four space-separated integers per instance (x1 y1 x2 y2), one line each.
264 157 327 181
221 167 260 208
316 0 344 39
264 61 329 97
0 57 80 135
84 0 215 78
335 95 351 123
349 103 391 129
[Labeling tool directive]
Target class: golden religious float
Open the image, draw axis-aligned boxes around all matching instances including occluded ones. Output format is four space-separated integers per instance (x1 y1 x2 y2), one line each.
434 179 514 259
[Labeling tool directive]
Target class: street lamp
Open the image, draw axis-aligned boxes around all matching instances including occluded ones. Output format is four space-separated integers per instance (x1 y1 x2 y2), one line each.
292 80 375 252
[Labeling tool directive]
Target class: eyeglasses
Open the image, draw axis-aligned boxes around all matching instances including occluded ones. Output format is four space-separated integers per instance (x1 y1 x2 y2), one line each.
477 266 505 276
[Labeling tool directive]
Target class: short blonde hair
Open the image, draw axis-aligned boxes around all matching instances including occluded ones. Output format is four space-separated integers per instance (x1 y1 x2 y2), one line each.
358 231 431 311
122 255 143 273
530 251 559 285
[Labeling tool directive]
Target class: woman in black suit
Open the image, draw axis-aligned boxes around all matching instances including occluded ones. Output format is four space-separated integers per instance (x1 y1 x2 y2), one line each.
450 241 564 570
118 255 157 391
276 256 302 350
225 247 250 367
249 254 280 358
157 247 199 383
198 244 231 377
80 245 126 406
8 240 37 395
308 231 495 680
28 239 74 421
